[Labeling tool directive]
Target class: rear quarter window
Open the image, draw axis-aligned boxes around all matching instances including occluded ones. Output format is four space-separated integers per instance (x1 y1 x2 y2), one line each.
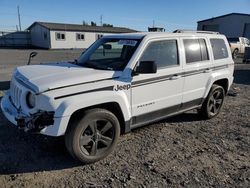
210 39 229 60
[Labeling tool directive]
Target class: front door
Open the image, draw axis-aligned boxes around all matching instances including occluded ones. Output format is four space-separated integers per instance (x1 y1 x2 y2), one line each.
131 39 184 127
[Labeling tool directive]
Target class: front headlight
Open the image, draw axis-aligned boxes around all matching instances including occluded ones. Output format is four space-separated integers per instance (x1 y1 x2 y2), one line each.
26 92 36 108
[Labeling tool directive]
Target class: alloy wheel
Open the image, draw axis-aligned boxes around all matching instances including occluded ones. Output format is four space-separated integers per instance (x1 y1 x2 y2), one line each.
208 89 223 116
79 119 114 156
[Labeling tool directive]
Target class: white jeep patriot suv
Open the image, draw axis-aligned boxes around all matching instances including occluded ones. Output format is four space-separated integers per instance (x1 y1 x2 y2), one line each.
1 31 234 163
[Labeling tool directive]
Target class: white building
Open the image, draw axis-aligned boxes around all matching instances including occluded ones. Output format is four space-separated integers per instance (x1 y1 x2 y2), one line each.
27 22 137 49
197 13 250 39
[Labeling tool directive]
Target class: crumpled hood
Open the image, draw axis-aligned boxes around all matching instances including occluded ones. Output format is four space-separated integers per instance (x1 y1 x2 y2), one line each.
14 62 119 93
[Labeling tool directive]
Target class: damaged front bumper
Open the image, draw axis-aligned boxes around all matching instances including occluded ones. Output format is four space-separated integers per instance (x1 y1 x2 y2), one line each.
1 92 54 133
16 111 54 133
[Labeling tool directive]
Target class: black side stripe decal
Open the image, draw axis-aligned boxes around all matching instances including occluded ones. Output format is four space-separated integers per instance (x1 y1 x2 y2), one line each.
47 77 118 92
132 74 177 86
54 86 114 100
132 64 230 87
54 64 232 99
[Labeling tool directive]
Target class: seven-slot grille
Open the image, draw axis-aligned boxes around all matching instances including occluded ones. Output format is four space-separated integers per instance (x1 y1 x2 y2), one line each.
10 80 22 108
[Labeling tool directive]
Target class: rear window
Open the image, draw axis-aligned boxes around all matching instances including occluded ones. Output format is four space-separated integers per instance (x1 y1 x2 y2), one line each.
183 39 209 63
227 38 239 43
210 39 229 60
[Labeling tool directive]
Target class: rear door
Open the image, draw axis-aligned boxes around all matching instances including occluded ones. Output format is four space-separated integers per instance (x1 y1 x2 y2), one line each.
181 37 212 109
131 38 184 127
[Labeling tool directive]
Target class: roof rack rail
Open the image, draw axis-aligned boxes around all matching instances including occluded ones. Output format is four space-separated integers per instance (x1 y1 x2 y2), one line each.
173 30 220 34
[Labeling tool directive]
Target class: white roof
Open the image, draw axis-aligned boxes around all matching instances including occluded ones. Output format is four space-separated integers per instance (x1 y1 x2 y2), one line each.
104 31 225 40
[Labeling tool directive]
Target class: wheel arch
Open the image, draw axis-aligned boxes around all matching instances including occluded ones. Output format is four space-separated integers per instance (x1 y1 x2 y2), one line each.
41 91 131 136
205 76 230 99
232 48 239 59
68 102 129 135
213 78 229 94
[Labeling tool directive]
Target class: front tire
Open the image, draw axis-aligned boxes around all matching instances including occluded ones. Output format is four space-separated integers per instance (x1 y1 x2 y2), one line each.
198 84 225 119
65 108 120 164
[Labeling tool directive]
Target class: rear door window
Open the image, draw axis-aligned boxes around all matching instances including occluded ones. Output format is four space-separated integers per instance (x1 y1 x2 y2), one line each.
199 39 209 61
210 39 229 60
183 39 209 63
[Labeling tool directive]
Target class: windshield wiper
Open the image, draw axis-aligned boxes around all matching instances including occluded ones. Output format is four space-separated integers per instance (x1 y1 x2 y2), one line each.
82 61 113 70
82 61 97 69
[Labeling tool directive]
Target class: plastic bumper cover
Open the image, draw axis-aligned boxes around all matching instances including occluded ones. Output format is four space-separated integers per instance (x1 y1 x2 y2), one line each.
1 93 54 134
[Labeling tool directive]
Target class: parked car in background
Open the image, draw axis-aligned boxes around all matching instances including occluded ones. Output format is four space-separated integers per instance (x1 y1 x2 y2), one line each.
228 37 250 59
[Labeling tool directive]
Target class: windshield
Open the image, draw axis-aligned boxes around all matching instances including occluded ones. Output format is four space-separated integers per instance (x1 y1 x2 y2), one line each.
77 38 141 71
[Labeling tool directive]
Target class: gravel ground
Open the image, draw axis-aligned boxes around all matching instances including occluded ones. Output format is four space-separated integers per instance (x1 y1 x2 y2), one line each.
0 49 249 187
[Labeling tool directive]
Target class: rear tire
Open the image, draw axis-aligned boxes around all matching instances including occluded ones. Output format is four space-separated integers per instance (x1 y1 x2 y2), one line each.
65 108 120 164
198 84 225 119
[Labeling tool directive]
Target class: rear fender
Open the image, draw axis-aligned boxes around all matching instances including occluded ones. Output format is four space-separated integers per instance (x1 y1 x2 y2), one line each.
204 70 231 99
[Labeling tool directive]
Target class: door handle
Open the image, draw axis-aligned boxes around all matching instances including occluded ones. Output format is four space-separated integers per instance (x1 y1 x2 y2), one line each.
203 68 212 73
170 75 181 80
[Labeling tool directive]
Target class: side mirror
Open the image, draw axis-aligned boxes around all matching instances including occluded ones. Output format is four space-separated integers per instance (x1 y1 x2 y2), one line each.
134 61 157 74
27 51 38 65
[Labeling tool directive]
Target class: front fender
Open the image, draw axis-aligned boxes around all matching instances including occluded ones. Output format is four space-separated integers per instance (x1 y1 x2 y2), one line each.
41 91 131 136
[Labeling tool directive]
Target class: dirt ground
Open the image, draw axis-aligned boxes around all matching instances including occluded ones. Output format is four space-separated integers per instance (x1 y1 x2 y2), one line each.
0 49 249 187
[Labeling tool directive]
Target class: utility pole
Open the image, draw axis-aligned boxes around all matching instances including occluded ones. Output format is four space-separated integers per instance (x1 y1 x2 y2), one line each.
17 6 22 31
100 15 103 26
